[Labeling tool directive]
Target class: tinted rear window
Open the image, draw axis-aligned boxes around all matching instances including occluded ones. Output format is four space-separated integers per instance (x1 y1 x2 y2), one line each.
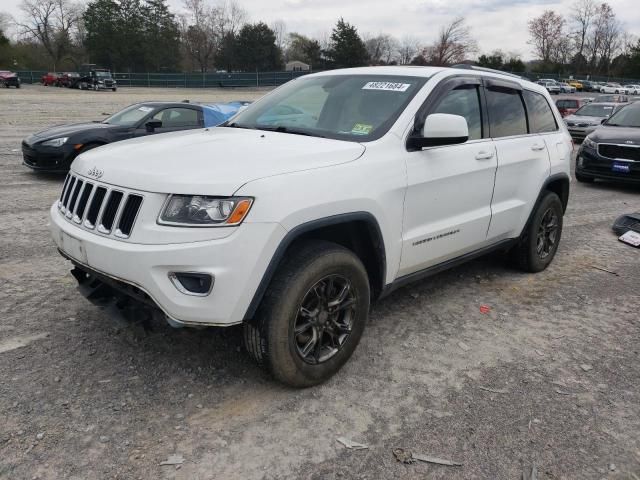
525 91 558 133
556 99 578 108
487 89 527 138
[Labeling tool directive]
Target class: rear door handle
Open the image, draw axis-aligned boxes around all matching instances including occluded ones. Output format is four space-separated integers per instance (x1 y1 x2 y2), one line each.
531 143 546 151
475 151 494 160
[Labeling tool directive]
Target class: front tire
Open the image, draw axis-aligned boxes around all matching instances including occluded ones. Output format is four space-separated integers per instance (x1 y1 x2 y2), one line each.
512 191 563 273
244 240 370 388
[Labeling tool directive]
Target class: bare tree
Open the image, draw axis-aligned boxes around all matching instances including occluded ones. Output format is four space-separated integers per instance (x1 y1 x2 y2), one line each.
271 19 287 52
364 33 398 64
398 35 420 65
16 0 82 70
181 0 218 72
180 0 247 72
527 10 566 64
571 0 596 64
424 17 477 66
585 2 621 72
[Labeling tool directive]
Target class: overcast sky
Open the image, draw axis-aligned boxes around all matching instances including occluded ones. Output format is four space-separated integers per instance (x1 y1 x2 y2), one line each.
1 0 638 59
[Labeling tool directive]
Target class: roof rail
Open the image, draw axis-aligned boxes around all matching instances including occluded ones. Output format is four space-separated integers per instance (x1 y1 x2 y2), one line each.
451 64 523 80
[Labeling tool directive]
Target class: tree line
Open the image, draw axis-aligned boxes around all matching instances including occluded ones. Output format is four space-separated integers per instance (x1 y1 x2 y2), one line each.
0 0 638 79
527 0 640 78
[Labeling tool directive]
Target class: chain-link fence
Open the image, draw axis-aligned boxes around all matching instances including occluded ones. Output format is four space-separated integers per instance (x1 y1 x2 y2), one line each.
16 70 310 87
15 69 640 88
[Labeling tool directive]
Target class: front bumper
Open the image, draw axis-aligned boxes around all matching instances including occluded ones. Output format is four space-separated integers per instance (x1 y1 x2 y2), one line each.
566 126 597 141
576 146 640 184
22 142 75 172
50 202 287 326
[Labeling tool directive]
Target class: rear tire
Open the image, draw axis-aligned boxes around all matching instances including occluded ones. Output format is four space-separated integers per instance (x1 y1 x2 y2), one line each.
244 240 370 388
511 191 563 273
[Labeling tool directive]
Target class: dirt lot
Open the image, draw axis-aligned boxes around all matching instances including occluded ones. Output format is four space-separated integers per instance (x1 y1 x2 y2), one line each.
1 85 639 480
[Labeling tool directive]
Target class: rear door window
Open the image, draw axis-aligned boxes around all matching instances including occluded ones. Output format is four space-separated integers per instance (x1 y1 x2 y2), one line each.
486 88 528 138
524 90 558 133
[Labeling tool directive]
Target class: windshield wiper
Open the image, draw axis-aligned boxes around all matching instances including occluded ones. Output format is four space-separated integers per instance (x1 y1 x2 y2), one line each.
225 122 253 129
257 125 325 138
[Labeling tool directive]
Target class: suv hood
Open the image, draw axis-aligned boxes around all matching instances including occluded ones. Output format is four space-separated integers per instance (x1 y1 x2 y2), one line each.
564 114 603 125
71 127 366 195
588 125 640 143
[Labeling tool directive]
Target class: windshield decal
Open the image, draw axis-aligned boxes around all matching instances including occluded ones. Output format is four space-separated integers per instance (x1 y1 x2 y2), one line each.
362 81 411 92
351 123 373 135
138 106 153 112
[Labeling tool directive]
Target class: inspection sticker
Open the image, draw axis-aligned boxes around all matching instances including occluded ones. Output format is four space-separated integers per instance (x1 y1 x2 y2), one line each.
352 123 373 135
138 106 154 112
362 81 411 92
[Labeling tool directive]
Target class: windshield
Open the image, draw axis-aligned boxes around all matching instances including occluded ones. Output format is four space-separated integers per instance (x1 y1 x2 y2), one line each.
575 104 615 117
605 106 640 127
104 104 154 126
226 74 428 141
95 71 111 78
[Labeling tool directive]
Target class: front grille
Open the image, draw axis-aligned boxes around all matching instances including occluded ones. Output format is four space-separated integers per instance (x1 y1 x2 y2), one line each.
598 144 640 161
58 173 143 239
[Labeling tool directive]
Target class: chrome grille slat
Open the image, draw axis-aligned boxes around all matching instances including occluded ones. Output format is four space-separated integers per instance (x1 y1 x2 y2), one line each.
61 176 76 213
115 195 143 238
73 183 94 223
66 180 84 218
57 174 144 239
97 190 124 234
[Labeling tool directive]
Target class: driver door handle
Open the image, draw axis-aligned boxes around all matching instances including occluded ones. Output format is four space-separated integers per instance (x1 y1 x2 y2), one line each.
475 151 494 160
531 143 546 151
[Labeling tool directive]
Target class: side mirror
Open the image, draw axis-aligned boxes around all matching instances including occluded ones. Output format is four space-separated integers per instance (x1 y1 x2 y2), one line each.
145 120 162 132
601 118 607 124
408 113 469 150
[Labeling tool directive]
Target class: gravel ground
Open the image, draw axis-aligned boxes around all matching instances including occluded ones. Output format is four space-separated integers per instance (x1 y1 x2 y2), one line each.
1 85 639 480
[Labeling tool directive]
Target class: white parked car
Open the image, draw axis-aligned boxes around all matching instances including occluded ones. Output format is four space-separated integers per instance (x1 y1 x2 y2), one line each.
600 83 628 94
624 84 640 95
537 80 561 95
558 82 576 93
50 66 572 387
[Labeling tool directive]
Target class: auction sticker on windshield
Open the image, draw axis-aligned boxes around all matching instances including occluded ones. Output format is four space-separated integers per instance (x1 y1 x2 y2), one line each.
362 82 411 92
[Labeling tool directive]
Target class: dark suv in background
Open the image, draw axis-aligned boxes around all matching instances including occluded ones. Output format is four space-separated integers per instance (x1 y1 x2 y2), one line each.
576 102 640 184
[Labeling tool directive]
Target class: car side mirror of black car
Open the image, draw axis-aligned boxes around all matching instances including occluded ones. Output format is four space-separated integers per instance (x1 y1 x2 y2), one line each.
601 118 607 124
145 120 162 132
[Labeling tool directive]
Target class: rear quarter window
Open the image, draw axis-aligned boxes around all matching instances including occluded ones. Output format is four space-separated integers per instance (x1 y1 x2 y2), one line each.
524 90 558 133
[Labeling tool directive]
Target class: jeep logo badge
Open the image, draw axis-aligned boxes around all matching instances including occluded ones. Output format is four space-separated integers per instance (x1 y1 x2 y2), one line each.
87 167 104 179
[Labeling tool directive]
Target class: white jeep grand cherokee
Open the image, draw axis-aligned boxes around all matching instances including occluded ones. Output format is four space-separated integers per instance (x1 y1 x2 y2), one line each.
50 66 572 387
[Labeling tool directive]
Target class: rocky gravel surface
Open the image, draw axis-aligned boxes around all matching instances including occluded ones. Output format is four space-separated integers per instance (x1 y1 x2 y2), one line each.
1 85 639 480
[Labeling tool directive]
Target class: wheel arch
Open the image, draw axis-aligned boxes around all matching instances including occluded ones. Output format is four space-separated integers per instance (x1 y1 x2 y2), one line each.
520 172 570 238
243 212 387 321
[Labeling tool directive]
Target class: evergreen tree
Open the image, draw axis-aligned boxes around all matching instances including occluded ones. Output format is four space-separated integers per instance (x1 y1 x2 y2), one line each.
325 18 368 68
235 22 282 71
143 0 180 71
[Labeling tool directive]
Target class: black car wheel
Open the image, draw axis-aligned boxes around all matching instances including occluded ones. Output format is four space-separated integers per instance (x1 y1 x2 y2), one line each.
511 191 563 273
244 240 370 387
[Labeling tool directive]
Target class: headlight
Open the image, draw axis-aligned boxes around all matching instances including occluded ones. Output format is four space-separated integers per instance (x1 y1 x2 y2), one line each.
583 136 597 149
159 195 253 226
41 137 68 147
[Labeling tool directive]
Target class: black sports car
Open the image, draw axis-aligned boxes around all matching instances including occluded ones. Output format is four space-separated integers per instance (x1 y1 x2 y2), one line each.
22 101 249 172
576 101 640 184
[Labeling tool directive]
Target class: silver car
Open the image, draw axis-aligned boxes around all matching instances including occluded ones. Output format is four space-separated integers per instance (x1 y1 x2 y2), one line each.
564 102 624 141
